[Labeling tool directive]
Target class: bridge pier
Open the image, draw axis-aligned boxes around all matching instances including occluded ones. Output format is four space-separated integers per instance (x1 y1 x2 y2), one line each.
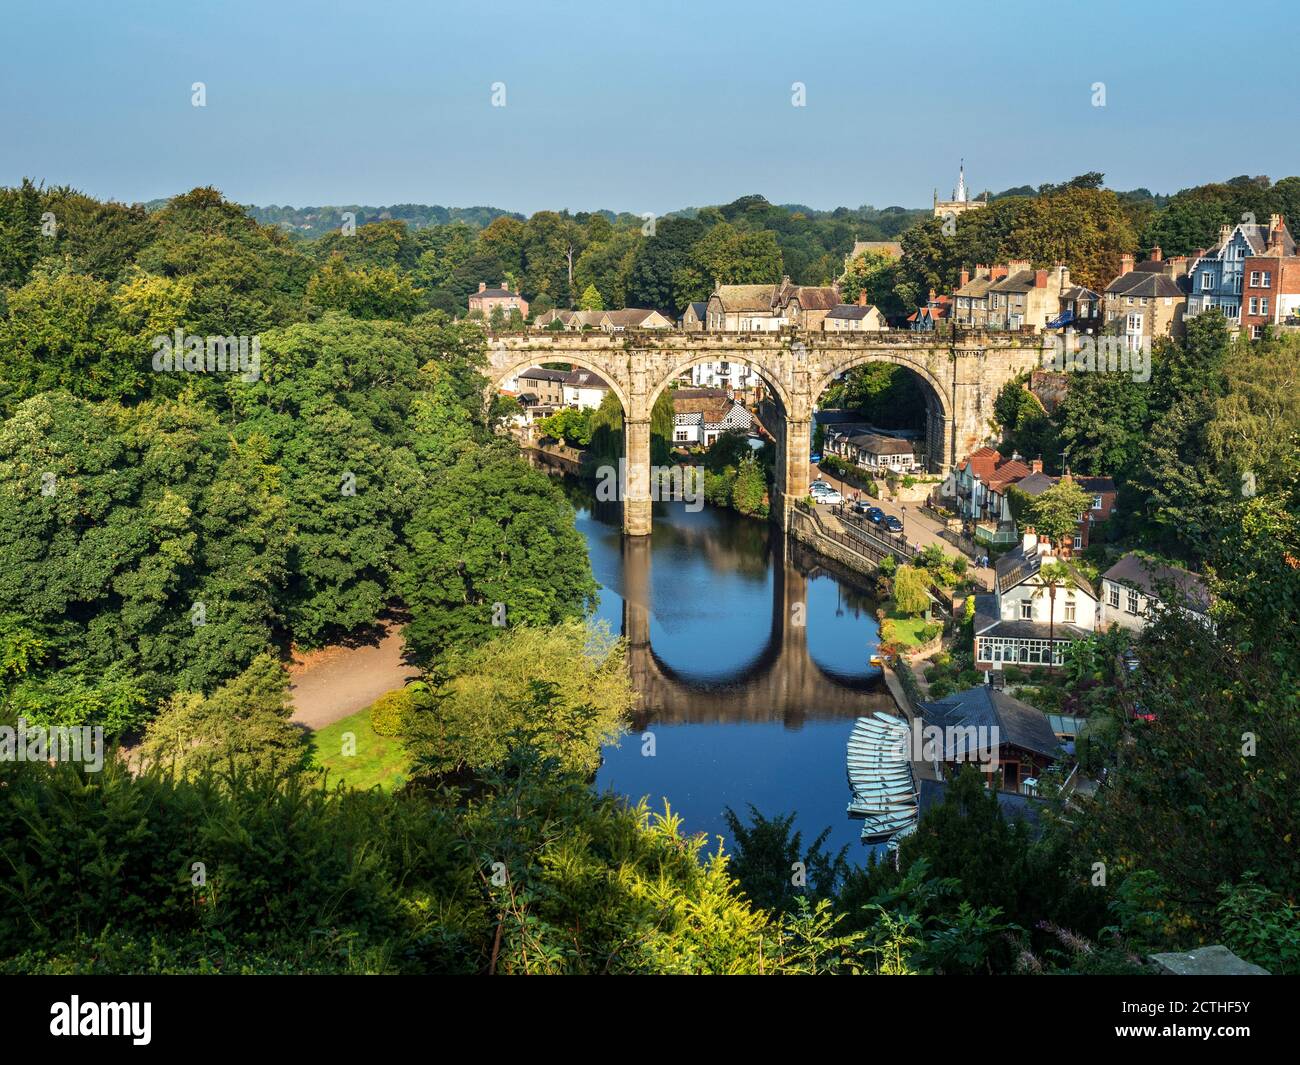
623 418 653 536
773 417 810 531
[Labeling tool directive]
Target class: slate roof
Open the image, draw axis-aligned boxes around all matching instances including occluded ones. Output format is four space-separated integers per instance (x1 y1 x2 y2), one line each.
919 685 1063 760
561 368 610 390
1013 472 1115 497
988 270 1040 294
471 286 516 299
518 367 568 383
685 301 707 320
993 541 1095 598
953 275 995 298
711 284 778 313
826 304 878 320
828 428 914 455
1105 270 1189 299
1102 552 1210 613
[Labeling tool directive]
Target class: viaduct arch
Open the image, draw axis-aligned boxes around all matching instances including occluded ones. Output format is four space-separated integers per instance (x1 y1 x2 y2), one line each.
487 330 1043 535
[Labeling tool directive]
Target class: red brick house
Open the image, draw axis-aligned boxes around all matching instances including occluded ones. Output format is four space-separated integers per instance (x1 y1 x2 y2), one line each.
1012 468 1117 551
468 281 529 320
1241 215 1300 337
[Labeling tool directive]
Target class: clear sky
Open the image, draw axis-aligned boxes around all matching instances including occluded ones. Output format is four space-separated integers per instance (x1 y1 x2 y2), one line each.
3 0 1296 215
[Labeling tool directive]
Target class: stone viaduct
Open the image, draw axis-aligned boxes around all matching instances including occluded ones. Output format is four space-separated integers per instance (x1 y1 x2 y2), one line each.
487 329 1045 535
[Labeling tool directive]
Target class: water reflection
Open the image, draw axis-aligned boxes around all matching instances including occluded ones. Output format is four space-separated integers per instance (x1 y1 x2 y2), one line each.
546 468 902 859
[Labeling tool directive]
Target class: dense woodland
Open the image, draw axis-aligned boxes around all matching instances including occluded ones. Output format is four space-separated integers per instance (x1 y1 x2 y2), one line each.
0 178 1297 974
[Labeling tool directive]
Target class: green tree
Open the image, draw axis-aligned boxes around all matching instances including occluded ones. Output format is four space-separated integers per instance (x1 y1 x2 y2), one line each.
892 564 931 616
1027 476 1091 547
578 283 604 311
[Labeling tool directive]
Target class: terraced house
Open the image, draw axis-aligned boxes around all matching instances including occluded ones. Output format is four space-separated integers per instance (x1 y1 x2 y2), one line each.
705 278 840 331
1186 218 1295 326
1102 249 1189 348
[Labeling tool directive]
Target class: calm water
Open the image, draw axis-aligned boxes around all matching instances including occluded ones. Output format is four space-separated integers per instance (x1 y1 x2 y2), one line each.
561 478 897 860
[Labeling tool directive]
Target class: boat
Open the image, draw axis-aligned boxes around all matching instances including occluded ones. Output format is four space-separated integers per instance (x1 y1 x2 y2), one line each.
869 653 885 668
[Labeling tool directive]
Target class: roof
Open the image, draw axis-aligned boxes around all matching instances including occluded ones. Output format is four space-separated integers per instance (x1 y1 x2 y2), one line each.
1102 552 1210 613
993 541 1095 597
603 308 666 328
1013 472 1116 498
710 284 778 313
1105 270 1189 299
518 367 567 383
1061 285 1099 300
568 310 607 327
826 304 878 320
827 427 914 455
920 685 1063 760
776 281 841 311
561 368 610 390
960 447 1032 491
953 275 995 298
684 301 707 319
471 286 517 299
988 270 1040 294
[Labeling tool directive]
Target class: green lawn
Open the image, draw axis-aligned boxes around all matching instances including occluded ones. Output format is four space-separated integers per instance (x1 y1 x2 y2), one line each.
309 706 410 791
883 610 932 647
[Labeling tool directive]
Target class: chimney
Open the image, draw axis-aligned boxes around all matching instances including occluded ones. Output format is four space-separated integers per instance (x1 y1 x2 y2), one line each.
1008 259 1031 273
478 281 487 292
1268 215 1286 253
1168 255 1189 278
1120 253 1135 276
1022 526 1038 554
782 274 792 287
929 287 937 302
502 280 510 292
1219 223 1232 245
990 264 1009 280
1150 245 1163 262
1034 268 1048 288
1030 458 1043 474
960 267 971 287
857 288 868 307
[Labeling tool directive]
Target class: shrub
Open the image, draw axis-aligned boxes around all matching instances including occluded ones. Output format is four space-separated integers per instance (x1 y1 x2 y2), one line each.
1004 667 1027 684
927 678 955 699
370 687 417 736
956 669 983 689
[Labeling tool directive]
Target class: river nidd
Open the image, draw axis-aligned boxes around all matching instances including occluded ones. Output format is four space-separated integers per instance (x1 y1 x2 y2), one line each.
561 479 897 860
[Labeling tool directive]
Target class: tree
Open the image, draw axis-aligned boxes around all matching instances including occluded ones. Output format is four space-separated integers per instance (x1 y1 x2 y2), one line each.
140 654 307 777
306 257 424 320
892 565 932 616
578 283 604 311
403 619 634 775
1032 561 1075 662
731 454 768 515
1027 476 1091 548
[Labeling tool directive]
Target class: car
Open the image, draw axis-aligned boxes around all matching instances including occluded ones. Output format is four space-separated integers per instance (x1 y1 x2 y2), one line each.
810 478 831 490
812 489 842 505
809 453 822 464
851 500 872 515
882 515 903 533
865 507 885 524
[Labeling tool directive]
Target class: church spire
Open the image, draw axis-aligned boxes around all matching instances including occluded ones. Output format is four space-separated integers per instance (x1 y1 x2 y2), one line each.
954 160 968 203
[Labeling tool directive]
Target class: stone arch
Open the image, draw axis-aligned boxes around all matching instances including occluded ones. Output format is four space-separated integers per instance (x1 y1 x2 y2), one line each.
489 353 632 413
809 351 955 474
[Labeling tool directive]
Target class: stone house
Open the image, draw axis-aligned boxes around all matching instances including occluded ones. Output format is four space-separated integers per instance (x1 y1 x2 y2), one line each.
680 301 707 332
985 263 1071 331
823 290 887 331
468 281 529 320
600 308 673 331
822 424 918 473
1102 249 1190 347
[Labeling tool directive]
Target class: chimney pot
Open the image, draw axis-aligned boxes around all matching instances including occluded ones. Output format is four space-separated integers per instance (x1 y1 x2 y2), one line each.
1031 458 1043 473
1220 224 1233 245
478 281 487 292
1022 527 1038 554
1120 253 1135 276
1150 245 1163 262
857 289 868 307
960 267 971 287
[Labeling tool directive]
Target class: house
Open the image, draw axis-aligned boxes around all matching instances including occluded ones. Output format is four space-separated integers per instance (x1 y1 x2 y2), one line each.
823 290 887 332
773 277 842 330
950 265 1001 327
706 285 785 331
1011 470 1117 551
944 447 1032 545
972 528 1099 672
683 359 765 401
1049 281 1102 332
704 278 841 331
681 301 708 332
985 263 1071 331
468 281 529 320
600 308 673 332
843 240 903 276
1240 215 1300 338
672 389 755 447
822 424 919 473
932 162 988 219
1099 552 1211 633
1102 249 1190 347
561 368 611 410
514 367 567 406
908 291 952 331
533 309 574 329
917 685 1062 795
1187 220 1296 326
568 310 607 330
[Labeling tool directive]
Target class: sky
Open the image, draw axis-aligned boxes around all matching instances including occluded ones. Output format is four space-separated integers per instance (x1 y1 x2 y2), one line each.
3 0 1298 216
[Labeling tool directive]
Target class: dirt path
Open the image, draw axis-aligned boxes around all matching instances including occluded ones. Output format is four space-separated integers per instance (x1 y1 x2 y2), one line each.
288 623 420 731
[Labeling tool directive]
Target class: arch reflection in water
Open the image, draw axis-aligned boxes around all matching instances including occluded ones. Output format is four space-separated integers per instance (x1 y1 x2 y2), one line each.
569 484 897 859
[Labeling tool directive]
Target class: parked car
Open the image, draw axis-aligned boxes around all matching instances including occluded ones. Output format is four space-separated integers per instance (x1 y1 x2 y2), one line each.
883 515 903 533
809 453 822 463
865 507 885 524
810 478 831 490
851 500 871 515
812 489 842 505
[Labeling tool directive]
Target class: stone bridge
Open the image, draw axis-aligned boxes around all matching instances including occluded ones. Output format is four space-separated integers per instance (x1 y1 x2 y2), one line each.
487 330 1044 535
619 535 897 726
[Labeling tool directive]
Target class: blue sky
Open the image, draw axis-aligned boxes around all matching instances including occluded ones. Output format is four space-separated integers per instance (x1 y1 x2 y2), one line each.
3 0 1296 215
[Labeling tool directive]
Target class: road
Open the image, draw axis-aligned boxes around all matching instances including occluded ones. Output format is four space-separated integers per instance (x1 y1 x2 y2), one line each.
810 461 994 592
288 622 420 731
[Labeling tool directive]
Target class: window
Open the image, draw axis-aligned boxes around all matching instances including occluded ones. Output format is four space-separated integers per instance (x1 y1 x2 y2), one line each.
1071 536 1082 553
1108 585 1120 609
1126 313 1143 333
1261 297 1269 315
1202 272 1213 291
1092 495 1103 510
1127 589 1140 614
1064 595 1077 623
1252 326 1263 339
674 430 689 443
1263 271 1272 287
1250 271 1261 287
1020 601 1033 620
1249 297 1259 315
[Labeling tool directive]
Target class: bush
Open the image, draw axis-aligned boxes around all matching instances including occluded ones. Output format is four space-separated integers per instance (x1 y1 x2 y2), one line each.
956 669 983 690
369 688 416 736
1004 667 1027 684
928 678 955 699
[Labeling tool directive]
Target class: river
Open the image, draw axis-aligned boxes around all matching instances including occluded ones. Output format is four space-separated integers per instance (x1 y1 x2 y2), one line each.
559 478 898 862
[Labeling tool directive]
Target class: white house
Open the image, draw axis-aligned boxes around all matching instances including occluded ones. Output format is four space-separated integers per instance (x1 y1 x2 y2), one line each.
561 368 612 410
1099 552 1211 633
973 529 1099 671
